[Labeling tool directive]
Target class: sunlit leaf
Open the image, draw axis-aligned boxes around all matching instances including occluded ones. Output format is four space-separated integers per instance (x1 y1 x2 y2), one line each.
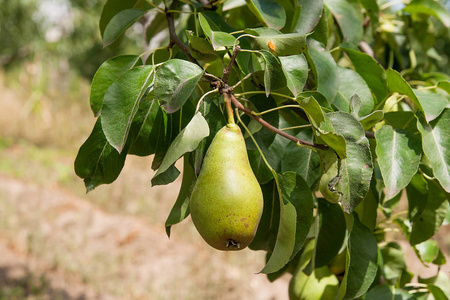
154 59 204 113
279 54 308 97
324 0 364 44
306 39 339 104
102 65 154 153
291 0 323 34
258 50 287 96
90 55 141 116
247 0 286 29
417 108 450 192
375 125 422 199
152 113 209 184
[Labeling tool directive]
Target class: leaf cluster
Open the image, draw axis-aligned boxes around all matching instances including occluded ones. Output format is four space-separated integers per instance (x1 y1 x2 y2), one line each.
75 0 450 298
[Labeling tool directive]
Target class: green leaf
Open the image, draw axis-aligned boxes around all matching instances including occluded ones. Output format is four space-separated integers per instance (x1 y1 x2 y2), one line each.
318 149 341 203
291 0 323 34
298 97 347 158
419 271 450 300
99 0 151 38
340 214 378 299
247 0 286 30
386 68 425 114
90 55 141 116
375 125 422 200
341 46 388 103
415 90 449 123
101 65 154 153
152 113 209 184
380 242 407 283
151 164 180 186
258 50 287 96
403 0 450 28
245 29 307 56
359 110 384 131
315 198 346 268
417 108 450 192
165 153 196 237
324 0 364 44
279 172 315 259
328 112 373 213
289 265 339 300
415 240 440 263
357 0 379 31
437 80 450 94
103 9 148 47
260 191 297 273
281 130 321 188
74 118 126 192
333 66 374 117
154 59 204 113
127 97 160 156
306 39 339 104
406 174 449 245
279 55 308 97
365 284 395 300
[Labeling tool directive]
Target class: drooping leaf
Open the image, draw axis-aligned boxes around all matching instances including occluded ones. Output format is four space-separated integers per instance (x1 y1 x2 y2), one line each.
260 188 297 273
341 46 388 103
127 97 160 156
103 9 148 47
386 68 425 114
101 65 154 153
315 198 346 268
415 90 449 123
333 66 374 117
406 174 449 245
245 28 307 56
279 54 308 97
298 97 347 158
415 240 440 263
74 117 127 192
359 110 384 131
258 50 287 96
165 153 196 237
247 0 286 30
375 125 422 200
306 39 339 104
339 214 378 299
291 0 323 34
152 112 209 184
281 130 321 188
151 164 180 186
99 0 151 37
324 0 364 44
328 112 373 213
90 55 141 116
279 172 315 259
416 108 450 192
154 59 204 113
289 265 339 300
317 149 341 203
437 80 450 94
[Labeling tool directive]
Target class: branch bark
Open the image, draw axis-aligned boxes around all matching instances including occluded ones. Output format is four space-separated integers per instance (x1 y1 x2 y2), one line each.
165 10 198 65
224 89 329 150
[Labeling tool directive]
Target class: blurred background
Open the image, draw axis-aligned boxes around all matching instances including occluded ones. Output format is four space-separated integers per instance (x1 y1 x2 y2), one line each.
0 0 290 299
0 0 448 299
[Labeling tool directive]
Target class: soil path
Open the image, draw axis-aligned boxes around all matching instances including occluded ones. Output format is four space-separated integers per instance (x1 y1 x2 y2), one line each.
0 175 289 300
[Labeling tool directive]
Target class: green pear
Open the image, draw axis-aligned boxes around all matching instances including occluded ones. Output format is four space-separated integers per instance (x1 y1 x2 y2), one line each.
190 123 263 251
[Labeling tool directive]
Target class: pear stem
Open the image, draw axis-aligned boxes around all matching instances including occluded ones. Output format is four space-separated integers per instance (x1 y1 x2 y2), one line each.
224 93 235 125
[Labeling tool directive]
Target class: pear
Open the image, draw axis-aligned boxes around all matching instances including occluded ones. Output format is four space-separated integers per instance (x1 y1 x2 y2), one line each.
190 123 263 251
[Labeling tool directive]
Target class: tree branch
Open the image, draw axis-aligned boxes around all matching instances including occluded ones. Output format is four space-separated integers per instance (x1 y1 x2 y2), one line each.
165 10 198 65
222 46 241 84
224 88 329 150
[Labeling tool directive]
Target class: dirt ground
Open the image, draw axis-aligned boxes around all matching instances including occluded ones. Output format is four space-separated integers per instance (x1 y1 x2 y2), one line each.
0 174 290 300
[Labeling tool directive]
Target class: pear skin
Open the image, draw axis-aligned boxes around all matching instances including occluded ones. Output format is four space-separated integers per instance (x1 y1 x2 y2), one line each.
190 123 263 251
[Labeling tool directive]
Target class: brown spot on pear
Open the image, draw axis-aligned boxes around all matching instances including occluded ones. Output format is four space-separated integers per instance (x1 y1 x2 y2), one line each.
190 124 263 251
